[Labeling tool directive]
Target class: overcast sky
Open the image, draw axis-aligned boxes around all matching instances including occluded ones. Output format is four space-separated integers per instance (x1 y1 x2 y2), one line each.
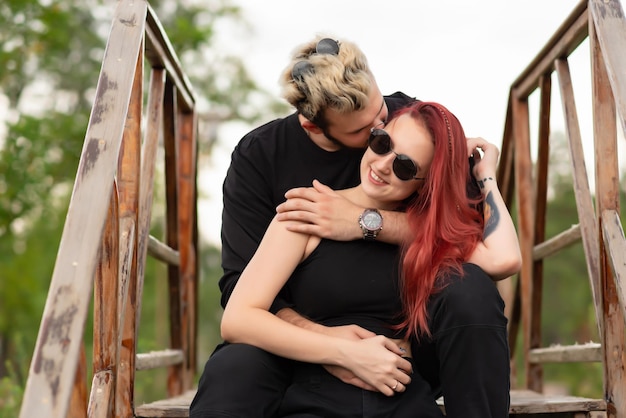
199 0 606 246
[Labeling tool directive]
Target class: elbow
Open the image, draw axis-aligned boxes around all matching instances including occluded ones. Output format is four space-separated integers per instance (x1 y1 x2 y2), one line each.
220 310 239 343
491 252 522 281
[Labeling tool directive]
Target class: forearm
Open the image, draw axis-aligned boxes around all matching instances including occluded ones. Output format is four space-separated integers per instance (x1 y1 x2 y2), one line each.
276 307 326 333
222 306 349 366
469 177 522 280
375 210 410 245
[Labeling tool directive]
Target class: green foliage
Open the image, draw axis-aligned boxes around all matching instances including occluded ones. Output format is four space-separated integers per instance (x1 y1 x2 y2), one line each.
0 366 24 418
0 0 283 414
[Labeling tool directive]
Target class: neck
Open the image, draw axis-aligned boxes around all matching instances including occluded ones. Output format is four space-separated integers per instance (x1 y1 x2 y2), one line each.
298 114 341 152
339 185 399 212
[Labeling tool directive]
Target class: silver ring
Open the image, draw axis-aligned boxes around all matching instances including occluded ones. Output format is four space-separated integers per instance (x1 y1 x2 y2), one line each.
392 381 398 390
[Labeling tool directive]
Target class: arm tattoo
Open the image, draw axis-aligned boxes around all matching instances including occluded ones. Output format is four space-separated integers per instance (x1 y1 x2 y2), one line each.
483 191 500 240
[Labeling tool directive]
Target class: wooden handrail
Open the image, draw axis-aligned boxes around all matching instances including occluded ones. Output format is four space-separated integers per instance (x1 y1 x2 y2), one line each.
501 0 626 414
19 1 198 417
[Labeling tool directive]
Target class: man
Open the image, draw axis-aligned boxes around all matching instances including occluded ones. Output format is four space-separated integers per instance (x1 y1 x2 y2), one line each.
190 35 518 418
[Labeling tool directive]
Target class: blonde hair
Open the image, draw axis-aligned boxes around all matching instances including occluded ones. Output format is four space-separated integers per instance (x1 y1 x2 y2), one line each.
279 35 374 127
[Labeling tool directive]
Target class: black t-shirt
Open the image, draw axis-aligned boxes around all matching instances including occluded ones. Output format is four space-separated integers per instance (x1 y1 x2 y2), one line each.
286 239 403 337
219 92 416 310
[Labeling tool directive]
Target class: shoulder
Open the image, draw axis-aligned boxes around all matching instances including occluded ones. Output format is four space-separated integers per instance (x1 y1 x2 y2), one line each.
384 92 418 115
235 112 299 152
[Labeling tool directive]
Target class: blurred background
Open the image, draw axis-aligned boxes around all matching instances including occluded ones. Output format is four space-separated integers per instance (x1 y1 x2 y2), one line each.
1 0 624 415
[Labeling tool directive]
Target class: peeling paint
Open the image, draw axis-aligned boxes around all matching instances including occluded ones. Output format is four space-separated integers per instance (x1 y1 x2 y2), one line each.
92 73 119 125
81 137 104 178
119 13 137 27
595 0 625 19
31 285 80 406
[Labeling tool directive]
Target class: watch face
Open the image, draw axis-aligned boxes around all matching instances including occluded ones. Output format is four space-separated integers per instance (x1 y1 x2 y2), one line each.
363 211 382 230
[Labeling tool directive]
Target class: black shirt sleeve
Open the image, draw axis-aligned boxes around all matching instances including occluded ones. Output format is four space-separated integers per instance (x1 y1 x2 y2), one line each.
219 133 293 313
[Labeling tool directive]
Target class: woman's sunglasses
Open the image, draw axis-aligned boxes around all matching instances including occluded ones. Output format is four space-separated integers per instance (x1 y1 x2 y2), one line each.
368 128 425 181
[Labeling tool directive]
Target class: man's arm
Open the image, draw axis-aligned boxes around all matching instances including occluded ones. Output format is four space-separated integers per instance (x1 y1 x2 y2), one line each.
276 144 521 280
275 180 411 244
220 140 286 310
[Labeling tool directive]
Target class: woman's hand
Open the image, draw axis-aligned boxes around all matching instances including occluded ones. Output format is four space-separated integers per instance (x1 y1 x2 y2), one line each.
467 137 499 181
337 335 412 397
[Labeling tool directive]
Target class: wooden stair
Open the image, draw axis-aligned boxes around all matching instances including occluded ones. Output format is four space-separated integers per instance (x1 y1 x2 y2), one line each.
134 389 607 418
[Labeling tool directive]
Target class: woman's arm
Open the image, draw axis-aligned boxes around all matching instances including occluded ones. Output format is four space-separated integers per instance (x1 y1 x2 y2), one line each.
220 217 411 395
466 138 522 280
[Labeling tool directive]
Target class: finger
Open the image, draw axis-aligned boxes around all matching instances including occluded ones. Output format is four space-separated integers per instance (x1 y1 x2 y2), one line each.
284 223 321 235
346 378 377 392
396 357 413 376
383 339 407 357
396 367 412 384
353 328 377 339
393 381 406 393
284 187 320 201
312 179 336 195
276 198 315 214
379 384 395 397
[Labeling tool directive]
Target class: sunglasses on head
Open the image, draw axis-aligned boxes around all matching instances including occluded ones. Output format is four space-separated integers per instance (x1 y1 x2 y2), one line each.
368 128 425 181
291 38 340 81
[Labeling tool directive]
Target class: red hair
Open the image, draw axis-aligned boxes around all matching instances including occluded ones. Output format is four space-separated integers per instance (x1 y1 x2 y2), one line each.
394 102 484 338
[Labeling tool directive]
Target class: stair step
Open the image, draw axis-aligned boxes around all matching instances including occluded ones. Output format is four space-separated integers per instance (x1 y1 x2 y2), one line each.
134 389 606 417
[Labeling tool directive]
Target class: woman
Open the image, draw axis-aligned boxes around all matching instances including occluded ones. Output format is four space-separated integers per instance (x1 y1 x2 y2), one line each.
221 101 520 417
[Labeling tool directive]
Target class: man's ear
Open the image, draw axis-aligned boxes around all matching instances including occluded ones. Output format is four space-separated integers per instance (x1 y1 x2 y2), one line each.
302 120 324 135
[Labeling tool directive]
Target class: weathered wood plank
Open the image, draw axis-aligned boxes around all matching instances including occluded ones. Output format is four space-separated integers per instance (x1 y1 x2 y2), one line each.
139 68 168 281
514 1 588 98
177 110 198 390
147 235 180 265
136 349 184 371
115 217 137 418
507 390 606 414
68 346 88 418
533 224 581 261
555 58 603 336
18 2 147 417
134 390 607 417
512 94 540 391
601 210 626 327
528 342 602 364
590 7 626 415
144 5 195 112
91 185 120 418
115 36 144 418
87 371 113 418
164 79 184 396
589 0 626 135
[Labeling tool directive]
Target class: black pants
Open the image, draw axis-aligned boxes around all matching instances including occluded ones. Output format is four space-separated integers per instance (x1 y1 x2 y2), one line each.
278 360 443 418
189 263 509 418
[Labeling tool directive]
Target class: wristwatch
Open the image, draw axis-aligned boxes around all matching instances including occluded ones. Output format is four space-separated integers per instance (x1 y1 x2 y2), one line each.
358 208 383 241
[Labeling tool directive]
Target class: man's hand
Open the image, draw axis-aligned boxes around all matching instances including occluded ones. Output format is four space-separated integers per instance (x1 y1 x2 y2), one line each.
319 324 376 341
275 180 362 241
317 325 382 391
324 365 378 391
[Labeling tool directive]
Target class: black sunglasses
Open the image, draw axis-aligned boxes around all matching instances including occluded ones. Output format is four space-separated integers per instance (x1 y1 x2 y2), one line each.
368 128 425 181
291 38 340 81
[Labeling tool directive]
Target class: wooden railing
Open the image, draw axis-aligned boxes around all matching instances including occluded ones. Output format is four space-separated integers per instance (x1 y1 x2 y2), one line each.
16 0 626 417
499 0 626 415
18 1 198 417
